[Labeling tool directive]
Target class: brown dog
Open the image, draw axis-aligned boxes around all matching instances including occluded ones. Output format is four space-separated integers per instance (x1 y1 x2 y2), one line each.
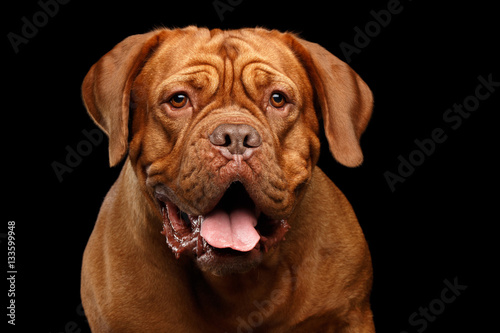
81 26 374 332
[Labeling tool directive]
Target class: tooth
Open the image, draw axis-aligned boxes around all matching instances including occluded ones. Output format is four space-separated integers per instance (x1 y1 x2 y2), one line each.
191 215 203 229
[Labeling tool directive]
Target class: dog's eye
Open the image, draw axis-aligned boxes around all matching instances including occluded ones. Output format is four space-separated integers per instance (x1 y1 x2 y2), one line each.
270 93 286 108
169 94 188 108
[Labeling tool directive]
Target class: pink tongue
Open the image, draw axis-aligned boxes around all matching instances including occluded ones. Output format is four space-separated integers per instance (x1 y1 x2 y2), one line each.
200 207 260 252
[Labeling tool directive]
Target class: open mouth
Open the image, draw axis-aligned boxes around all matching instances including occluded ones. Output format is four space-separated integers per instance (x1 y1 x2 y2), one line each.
155 182 290 262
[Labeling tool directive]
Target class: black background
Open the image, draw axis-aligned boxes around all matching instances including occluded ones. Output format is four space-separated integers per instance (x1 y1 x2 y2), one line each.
4 0 498 332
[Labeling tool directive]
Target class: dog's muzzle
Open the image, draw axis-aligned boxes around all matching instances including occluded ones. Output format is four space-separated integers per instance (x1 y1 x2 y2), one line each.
153 123 290 274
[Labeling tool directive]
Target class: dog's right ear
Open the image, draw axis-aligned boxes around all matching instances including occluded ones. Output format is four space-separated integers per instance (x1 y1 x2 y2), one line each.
82 30 167 167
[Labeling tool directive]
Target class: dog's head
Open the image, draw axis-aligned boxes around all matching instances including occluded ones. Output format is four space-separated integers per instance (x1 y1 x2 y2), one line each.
82 27 372 275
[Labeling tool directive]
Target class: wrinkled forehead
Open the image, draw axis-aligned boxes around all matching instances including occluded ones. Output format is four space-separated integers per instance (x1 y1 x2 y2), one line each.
141 28 307 94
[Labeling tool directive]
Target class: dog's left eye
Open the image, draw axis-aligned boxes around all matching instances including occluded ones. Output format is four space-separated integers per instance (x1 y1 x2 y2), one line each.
169 94 189 108
270 93 286 108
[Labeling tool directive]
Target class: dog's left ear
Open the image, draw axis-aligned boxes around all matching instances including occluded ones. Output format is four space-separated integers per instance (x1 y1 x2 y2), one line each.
288 36 373 167
82 30 168 167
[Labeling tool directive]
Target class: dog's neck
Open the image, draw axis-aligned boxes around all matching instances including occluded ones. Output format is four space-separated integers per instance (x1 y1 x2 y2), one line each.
113 160 169 254
195 257 298 325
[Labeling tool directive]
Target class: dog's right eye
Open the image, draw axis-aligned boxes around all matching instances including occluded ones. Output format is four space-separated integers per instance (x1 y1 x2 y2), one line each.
270 92 286 109
169 94 188 108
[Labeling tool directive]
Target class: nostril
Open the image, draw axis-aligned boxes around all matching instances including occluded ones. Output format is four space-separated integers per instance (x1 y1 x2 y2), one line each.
208 126 230 147
223 134 231 147
243 132 262 148
243 135 251 148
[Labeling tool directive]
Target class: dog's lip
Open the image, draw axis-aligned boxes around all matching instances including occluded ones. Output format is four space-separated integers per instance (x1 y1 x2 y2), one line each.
154 182 290 259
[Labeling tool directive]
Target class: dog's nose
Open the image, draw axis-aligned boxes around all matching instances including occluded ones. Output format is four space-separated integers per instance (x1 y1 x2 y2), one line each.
209 124 262 156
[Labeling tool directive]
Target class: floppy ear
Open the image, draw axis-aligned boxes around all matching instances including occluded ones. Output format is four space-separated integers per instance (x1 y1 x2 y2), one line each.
290 37 373 167
82 30 167 167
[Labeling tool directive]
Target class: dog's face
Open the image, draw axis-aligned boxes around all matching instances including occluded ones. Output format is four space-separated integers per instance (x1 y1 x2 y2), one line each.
82 27 372 276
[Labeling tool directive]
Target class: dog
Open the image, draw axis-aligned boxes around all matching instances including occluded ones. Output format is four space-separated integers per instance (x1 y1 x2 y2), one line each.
81 26 374 332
